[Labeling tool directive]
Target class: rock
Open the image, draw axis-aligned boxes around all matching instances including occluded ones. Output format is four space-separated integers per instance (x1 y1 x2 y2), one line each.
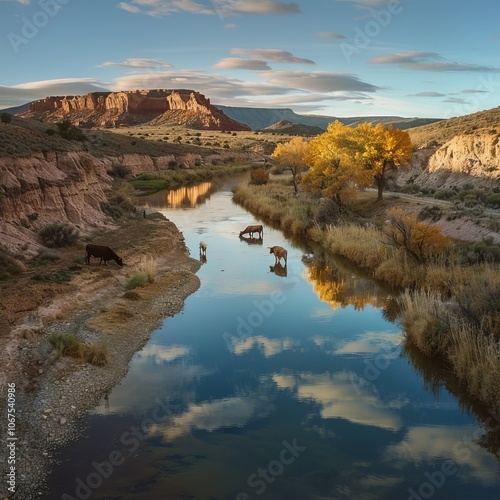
25 89 250 131
59 417 67 425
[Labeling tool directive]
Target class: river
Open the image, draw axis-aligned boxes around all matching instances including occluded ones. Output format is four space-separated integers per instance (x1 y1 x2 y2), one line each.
43 173 500 500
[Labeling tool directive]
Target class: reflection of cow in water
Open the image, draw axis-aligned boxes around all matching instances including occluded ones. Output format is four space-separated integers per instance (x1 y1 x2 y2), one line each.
239 225 263 239
270 263 287 277
239 235 263 246
85 244 123 266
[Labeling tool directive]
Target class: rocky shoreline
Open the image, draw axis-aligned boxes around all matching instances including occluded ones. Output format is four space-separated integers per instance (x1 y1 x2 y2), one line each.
0 214 201 499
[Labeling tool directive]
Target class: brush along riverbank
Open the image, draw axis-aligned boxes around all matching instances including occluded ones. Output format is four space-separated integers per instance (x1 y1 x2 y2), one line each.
232 178 500 412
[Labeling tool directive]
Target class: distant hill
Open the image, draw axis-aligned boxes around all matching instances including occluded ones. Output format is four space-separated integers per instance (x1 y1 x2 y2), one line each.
259 119 324 136
0 103 30 115
214 105 442 131
407 106 500 148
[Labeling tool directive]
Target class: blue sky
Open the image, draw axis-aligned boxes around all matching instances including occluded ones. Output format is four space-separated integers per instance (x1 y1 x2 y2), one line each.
0 0 499 118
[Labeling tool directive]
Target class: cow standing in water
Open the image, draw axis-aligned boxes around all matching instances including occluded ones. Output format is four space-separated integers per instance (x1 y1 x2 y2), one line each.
239 225 263 239
85 244 123 266
268 245 287 266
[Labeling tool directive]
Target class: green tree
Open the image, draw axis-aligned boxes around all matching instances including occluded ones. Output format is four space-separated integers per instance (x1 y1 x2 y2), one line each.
271 136 309 193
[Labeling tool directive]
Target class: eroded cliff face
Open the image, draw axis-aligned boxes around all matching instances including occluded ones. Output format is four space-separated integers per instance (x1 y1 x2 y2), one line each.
0 152 113 257
397 130 500 189
25 89 251 131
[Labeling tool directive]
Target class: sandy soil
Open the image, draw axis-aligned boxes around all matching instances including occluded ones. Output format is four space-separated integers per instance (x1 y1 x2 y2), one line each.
0 212 201 499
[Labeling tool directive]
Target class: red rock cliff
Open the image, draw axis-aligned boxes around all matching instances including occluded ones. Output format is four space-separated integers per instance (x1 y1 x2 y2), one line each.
27 89 250 131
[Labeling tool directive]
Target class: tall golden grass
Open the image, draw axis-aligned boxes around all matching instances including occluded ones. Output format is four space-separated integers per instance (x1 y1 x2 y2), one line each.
233 179 500 411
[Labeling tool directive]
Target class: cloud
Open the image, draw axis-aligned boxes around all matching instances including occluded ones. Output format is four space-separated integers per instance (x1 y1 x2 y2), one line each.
408 91 447 97
229 335 297 357
335 331 401 355
443 97 469 104
1 0 31 4
118 0 300 17
262 70 380 93
230 48 315 65
272 371 402 431
369 51 500 73
136 344 190 364
0 78 109 109
151 393 272 440
99 58 173 69
385 426 500 485
336 0 396 7
460 88 490 94
213 58 272 71
316 32 346 42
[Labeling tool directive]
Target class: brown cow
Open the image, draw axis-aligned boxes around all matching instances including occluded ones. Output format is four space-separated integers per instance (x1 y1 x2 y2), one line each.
268 245 287 265
239 225 263 238
85 244 123 266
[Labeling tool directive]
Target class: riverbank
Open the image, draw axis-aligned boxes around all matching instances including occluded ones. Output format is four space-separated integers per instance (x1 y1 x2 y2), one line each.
232 178 500 412
0 211 201 499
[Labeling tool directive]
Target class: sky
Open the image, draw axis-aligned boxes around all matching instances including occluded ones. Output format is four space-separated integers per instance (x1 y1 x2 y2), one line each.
0 0 499 118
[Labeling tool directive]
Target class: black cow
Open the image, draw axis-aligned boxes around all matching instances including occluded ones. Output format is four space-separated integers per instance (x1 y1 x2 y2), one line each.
85 244 123 266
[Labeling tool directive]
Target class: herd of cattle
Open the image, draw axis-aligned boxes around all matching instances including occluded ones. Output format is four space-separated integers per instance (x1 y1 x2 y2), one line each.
84 224 287 269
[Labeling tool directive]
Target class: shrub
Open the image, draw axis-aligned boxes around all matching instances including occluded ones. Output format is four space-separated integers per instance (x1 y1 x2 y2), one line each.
48 333 81 358
250 168 269 185
39 222 79 247
137 255 157 283
56 120 87 141
109 164 131 178
48 333 108 366
126 272 149 290
486 193 500 208
45 128 56 136
1 112 12 125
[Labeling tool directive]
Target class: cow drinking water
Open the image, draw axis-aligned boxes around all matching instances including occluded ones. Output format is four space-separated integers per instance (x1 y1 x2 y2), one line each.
239 225 263 239
85 244 123 266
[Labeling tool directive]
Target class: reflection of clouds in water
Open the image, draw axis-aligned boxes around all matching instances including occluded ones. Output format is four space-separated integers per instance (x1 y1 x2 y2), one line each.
136 344 190 364
151 394 272 441
335 331 401 355
385 426 500 485
231 335 296 357
309 307 337 319
271 371 402 431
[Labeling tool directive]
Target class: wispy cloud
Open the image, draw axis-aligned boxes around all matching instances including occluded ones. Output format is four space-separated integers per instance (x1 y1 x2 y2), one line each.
0 78 109 108
262 70 380 93
213 58 271 70
1 0 31 4
231 48 315 65
408 91 447 97
369 51 500 73
118 0 300 17
99 58 173 69
316 31 346 42
336 0 396 8
443 97 469 104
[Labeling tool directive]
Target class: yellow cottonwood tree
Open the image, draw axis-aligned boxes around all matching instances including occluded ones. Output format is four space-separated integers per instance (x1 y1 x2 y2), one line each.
301 121 371 205
354 123 413 201
271 136 309 193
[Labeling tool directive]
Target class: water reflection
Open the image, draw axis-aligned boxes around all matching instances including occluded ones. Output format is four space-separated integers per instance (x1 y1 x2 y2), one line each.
270 262 287 277
138 181 214 209
303 254 391 312
239 235 263 245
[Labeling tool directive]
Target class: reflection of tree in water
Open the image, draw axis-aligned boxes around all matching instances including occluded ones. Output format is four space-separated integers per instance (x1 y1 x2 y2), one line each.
402 341 500 462
303 255 391 312
167 182 213 208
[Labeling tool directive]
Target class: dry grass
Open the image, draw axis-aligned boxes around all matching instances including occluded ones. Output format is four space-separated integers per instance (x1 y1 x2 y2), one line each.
137 254 157 283
48 332 109 366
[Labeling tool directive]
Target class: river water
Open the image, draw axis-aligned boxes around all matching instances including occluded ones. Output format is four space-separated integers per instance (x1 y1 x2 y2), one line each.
44 174 500 500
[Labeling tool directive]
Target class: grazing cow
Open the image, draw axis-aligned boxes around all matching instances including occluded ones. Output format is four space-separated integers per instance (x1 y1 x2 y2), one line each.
239 225 263 239
85 244 123 266
199 241 207 256
268 245 287 265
